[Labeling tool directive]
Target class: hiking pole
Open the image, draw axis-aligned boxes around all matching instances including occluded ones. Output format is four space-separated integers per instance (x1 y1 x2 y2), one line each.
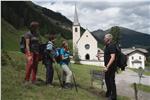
54 63 63 89
69 62 78 92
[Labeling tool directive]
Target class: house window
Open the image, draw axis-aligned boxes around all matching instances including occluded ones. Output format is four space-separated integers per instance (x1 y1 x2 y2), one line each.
75 28 78 32
139 56 141 60
132 56 134 60
85 44 90 49
86 35 88 37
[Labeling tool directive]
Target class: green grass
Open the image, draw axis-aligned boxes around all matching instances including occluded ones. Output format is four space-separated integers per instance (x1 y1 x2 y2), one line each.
131 83 150 93
143 71 150 76
1 18 27 51
130 68 150 76
2 51 130 100
145 64 150 76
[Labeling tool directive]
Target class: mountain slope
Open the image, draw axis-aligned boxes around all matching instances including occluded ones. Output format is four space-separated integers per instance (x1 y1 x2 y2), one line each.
92 27 150 50
1 1 73 39
92 29 106 44
1 18 25 51
1 1 74 52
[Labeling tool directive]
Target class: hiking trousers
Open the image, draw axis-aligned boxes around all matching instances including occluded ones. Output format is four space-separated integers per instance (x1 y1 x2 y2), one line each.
61 64 72 83
45 62 54 84
25 52 39 82
105 69 117 100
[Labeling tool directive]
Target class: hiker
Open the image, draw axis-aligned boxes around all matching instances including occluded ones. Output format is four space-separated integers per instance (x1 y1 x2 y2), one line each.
24 21 41 84
59 40 72 89
96 50 101 61
42 34 56 86
103 34 117 100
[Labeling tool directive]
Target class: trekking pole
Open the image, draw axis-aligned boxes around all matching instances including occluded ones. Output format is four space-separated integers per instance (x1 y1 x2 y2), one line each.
69 62 78 92
133 83 138 100
53 63 63 89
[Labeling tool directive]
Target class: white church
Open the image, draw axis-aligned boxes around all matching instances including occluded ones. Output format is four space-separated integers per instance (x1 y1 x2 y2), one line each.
72 5 104 66
71 6 148 68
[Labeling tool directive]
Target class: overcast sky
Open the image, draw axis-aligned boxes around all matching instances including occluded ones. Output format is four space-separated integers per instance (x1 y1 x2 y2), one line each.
32 0 150 34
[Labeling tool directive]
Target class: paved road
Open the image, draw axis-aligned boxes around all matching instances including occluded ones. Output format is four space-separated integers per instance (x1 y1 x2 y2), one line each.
116 69 150 100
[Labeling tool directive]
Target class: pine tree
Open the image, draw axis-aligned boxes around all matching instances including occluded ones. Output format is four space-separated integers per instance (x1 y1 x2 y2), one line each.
110 26 120 44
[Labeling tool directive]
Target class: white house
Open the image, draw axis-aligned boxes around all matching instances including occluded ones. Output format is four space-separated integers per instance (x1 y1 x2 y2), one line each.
72 5 104 66
122 48 148 69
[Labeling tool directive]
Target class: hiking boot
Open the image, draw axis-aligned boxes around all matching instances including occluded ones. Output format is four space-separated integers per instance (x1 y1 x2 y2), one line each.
111 98 117 100
64 83 72 89
46 83 54 88
107 97 117 100
23 80 30 86
110 96 117 100
31 81 39 85
63 81 66 86
105 91 111 97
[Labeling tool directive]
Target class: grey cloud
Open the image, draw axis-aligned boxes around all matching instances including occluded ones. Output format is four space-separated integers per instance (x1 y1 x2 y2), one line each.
65 1 150 10
34 1 56 5
33 0 150 34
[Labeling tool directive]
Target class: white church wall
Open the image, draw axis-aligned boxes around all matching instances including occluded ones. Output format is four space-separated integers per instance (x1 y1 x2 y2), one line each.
80 60 104 66
77 30 98 61
70 60 104 66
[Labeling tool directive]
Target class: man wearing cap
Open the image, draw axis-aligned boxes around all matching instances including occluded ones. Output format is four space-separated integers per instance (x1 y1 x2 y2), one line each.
24 21 41 84
42 35 56 86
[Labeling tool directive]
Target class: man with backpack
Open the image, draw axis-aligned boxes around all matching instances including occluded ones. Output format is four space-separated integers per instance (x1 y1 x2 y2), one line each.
103 34 117 100
42 35 56 86
23 21 41 85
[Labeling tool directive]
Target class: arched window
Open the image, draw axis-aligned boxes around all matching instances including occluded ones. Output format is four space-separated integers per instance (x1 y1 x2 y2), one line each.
75 27 78 32
85 54 90 60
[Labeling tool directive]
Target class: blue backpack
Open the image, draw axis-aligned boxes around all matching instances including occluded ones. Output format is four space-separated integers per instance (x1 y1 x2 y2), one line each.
54 48 70 63
55 48 62 63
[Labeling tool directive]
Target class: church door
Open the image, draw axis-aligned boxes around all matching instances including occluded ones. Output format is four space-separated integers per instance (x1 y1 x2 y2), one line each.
85 54 90 60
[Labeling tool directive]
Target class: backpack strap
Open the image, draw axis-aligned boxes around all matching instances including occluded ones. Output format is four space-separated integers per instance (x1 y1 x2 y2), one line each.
46 41 54 51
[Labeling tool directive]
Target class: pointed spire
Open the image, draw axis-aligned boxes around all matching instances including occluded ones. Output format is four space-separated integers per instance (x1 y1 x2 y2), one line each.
73 4 80 26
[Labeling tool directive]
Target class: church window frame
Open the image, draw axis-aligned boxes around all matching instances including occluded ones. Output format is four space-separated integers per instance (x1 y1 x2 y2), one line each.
139 56 141 60
85 44 90 49
75 27 78 32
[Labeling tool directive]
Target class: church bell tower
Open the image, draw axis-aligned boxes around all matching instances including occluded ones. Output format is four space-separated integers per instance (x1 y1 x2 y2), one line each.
72 4 80 52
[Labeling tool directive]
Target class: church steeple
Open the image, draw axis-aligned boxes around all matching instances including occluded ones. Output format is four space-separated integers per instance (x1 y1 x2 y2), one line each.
72 4 80 54
73 4 80 26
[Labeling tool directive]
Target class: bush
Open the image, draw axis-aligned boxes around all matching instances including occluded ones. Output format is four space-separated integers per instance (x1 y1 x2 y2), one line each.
1 51 8 66
73 47 80 64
